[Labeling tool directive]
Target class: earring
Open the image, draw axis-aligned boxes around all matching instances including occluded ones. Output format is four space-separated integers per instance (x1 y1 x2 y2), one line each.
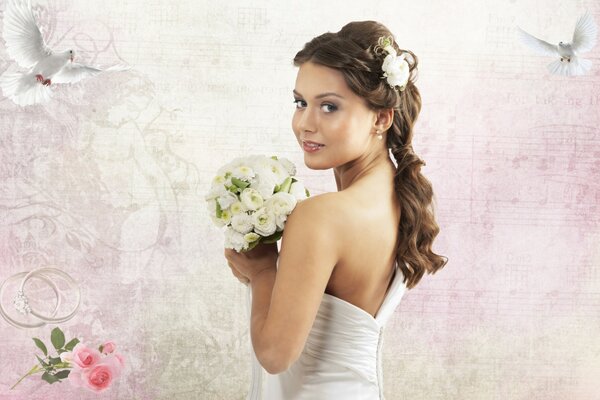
376 130 383 140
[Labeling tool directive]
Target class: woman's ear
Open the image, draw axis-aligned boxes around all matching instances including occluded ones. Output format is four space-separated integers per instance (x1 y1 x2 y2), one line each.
374 108 394 132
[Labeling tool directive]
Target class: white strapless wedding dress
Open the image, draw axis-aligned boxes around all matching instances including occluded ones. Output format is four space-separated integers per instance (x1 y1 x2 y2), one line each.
245 261 407 399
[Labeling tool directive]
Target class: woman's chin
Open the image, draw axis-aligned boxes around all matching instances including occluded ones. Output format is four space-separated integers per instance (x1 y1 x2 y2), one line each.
303 158 330 170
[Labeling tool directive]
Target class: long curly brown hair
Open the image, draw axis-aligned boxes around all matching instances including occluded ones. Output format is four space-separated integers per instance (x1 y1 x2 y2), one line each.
293 21 448 289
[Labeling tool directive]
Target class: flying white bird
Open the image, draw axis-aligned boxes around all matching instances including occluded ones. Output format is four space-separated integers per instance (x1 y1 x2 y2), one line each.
0 0 130 106
516 10 598 76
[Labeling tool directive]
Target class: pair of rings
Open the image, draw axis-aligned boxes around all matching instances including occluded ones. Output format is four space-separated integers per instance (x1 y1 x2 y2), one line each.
0 267 81 329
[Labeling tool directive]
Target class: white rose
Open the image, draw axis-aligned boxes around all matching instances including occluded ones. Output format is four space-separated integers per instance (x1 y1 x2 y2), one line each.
217 158 244 177
289 181 308 201
383 55 409 88
205 180 228 201
240 188 264 211
382 53 396 72
252 207 277 236
257 158 289 183
275 213 287 230
231 213 254 234
277 157 297 176
244 232 261 246
264 192 297 216
231 165 255 181
219 208 232 225
217 191 238 210
383 45 397 57
224 227 247 252
250 169 279 199
229 201 248 215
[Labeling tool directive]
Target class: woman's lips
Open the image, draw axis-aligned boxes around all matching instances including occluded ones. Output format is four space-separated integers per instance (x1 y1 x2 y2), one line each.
302 140 325 152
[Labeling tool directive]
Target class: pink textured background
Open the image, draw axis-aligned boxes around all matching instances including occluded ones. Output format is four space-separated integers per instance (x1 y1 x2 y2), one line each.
0 0 599 399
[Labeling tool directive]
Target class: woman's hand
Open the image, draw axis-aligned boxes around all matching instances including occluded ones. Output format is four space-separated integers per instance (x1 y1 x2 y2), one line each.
224 242 279 285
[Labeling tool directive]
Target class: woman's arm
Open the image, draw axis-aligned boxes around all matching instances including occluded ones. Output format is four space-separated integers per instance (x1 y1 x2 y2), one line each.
252 194 340 374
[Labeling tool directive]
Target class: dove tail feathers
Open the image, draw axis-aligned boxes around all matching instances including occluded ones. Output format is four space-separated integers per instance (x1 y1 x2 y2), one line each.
0 70 53 106
546 57 592 76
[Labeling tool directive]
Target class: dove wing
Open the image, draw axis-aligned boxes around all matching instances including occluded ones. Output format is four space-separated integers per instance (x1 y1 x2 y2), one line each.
571 10 598 54
2 0 53 68
516 26 557 57
51 63 103 84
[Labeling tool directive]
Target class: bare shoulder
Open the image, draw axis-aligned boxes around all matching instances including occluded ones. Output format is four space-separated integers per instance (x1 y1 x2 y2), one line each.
284 192 344 249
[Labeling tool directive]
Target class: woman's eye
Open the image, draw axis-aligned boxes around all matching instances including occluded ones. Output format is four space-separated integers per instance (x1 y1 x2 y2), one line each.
293 99 337 113
293 99 306 109
321 103 337 113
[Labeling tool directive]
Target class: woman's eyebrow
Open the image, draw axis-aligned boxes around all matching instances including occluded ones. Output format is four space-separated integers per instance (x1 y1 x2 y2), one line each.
292 89 345 99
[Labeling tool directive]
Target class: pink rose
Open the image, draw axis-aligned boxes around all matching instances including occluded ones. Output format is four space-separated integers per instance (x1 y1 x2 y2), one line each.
71 343 102 369
101 341 116 354
82 355 122 392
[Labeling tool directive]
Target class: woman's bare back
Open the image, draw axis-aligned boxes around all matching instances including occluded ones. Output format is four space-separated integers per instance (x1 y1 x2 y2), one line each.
324 170 401 318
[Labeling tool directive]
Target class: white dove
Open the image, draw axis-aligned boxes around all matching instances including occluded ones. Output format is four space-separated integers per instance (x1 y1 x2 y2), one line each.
0 0 130 106
516 10 598 76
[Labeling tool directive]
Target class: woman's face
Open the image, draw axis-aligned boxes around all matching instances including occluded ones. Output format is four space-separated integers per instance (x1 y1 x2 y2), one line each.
292 61 378 170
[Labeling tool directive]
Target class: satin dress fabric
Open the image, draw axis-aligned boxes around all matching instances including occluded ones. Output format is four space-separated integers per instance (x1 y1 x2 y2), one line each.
245 262 407 400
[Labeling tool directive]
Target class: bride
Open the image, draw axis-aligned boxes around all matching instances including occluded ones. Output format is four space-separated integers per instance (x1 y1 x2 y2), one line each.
224 20 448 399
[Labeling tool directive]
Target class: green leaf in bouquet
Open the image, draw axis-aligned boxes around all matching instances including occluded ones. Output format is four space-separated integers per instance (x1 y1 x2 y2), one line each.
50 327 65 350
64 338 80 351
305 188 310 197
262 231 283 243
271 156 278 160
41 371 59 384
231 177 250 189
227 185 238 193
273 184 280 193
279 177 293 193
224 172 232 178
32 338 48 356
215 200 223 218
54 370 70 380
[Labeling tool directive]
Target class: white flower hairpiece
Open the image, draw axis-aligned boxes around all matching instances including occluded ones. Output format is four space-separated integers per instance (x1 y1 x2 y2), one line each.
374 36 410 92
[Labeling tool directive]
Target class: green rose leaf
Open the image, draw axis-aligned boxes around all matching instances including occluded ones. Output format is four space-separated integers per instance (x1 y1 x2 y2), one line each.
41 371 59 384
54 370 70 379
49 356 62 365
50 327 65 350
32 338 48 356
64 338 80 351
36 355 49 368
231 177 250 189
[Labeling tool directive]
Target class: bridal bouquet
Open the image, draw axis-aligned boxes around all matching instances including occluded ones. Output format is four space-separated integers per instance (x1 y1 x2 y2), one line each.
205 155 310 252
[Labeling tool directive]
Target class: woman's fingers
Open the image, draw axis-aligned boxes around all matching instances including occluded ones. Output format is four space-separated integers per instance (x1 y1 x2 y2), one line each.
228 260 249 285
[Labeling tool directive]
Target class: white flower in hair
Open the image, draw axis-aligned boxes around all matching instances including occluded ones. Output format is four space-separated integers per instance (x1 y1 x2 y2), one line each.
375 36 410 91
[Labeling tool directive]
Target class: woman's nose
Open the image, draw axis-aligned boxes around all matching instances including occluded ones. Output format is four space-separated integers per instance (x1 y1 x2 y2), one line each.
297 105 316 133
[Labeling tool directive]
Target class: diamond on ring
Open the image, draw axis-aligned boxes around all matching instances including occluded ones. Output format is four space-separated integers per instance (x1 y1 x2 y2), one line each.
13 290 31 314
